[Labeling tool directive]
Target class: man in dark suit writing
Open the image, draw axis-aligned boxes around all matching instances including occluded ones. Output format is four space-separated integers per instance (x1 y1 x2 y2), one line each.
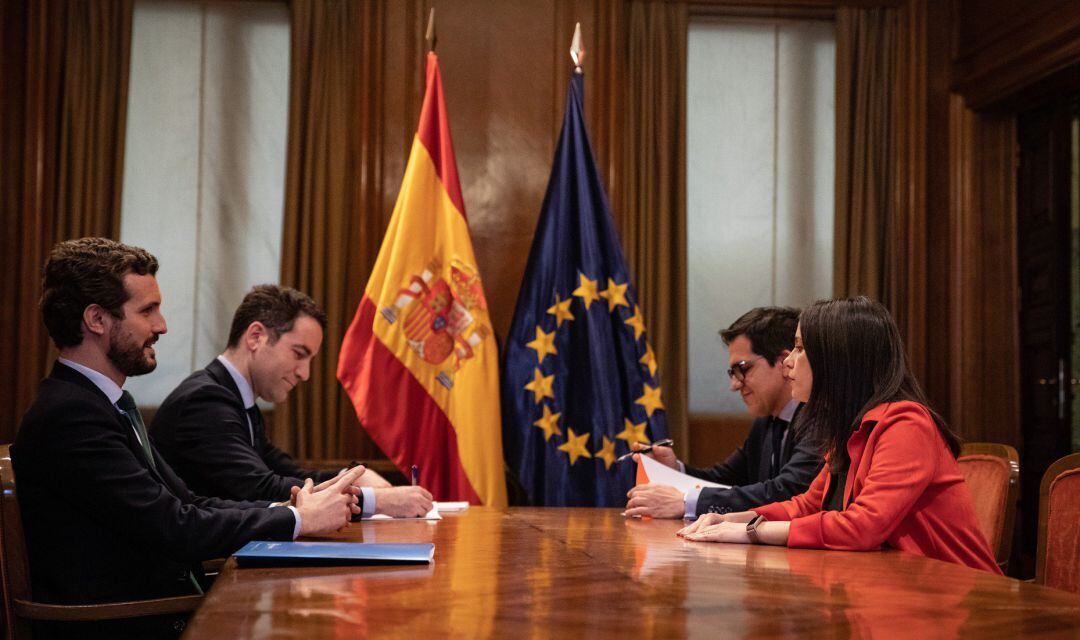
624 307 822 518
151 284 432 517
13 238 362 638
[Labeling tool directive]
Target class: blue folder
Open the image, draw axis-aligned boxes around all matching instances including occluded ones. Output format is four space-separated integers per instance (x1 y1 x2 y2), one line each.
233 541 435 568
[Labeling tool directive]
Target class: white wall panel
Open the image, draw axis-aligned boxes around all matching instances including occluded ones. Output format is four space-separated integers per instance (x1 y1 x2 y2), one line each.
120 1 203 406
687 21 835 415
775 20 835 307
194 3 290 372
120 0 289 405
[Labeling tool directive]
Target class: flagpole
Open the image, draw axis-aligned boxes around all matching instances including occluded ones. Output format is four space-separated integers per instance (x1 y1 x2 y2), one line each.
570 22 584 74
426 8 437 53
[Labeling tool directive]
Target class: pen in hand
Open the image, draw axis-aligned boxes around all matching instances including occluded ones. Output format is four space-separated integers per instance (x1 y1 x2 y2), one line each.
615 438 674 463
411 464 419 486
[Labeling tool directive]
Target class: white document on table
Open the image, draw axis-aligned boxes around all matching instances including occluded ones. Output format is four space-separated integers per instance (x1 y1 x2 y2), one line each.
433 501 469 512
361 506 442 521
638 454 730 492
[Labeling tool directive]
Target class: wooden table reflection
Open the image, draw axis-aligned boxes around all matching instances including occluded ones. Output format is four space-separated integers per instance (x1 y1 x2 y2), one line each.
184 507 1080 638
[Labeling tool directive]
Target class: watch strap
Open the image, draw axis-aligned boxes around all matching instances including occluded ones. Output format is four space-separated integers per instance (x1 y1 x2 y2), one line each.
746 514 767 544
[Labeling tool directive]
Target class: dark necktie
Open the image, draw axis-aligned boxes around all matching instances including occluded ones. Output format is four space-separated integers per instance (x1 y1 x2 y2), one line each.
117 391 156 471
118 391 202 594
770 417 786 477
245 406 263 447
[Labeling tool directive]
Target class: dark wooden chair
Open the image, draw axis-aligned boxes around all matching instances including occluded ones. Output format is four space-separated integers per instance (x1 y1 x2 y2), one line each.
1036 452 1080 594
957 442 1019 573
0 445 202 638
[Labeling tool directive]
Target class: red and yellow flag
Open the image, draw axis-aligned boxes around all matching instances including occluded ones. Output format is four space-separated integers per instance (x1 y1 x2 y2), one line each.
337 53 506 507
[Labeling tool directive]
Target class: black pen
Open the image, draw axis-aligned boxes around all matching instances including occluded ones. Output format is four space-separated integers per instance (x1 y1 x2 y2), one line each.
615 438 674 463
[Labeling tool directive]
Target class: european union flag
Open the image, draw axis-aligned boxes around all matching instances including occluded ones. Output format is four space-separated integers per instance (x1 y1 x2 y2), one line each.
502 71 667 507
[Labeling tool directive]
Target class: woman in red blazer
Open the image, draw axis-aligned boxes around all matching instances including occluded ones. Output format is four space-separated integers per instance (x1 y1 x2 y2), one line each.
678 297 1000 574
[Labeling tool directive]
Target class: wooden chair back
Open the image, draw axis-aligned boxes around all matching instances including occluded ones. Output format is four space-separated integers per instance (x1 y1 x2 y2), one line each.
0 444 201 638
1036 452 1080 593
0 444 32 639
958 442 1019 572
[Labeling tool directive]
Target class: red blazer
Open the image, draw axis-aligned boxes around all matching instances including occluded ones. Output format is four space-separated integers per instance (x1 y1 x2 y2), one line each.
753 401 1001 574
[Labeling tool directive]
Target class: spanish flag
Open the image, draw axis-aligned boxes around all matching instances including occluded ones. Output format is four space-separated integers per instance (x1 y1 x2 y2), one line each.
337 53 506 507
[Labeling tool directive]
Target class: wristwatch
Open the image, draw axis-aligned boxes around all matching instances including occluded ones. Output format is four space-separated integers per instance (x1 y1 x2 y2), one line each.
746 514 767 544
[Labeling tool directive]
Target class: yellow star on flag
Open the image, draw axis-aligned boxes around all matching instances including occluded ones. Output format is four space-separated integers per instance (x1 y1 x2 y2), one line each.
524 368 555 404
547 295 575 327
532 404 562 441
599 277 629 312
595 436 617 470
525 326 558 364
616 418 650 446
572 273 600 310
624 305 646 340
558 428 593 465
640 342 658 377
635 383 665 417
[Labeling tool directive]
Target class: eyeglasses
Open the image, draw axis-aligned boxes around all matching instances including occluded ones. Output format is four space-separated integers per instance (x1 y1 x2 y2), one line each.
727 357 763 382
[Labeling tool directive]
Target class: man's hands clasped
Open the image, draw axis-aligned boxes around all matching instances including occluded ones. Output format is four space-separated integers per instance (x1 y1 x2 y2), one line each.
293 466 365 536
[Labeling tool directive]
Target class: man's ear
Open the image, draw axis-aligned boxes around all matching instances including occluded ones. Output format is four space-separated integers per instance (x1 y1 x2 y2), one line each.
82 304 111 338
776 349 792 364
244 321 268 351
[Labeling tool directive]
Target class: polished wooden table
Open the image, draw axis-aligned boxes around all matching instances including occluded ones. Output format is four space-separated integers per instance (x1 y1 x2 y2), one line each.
184 508 1080 638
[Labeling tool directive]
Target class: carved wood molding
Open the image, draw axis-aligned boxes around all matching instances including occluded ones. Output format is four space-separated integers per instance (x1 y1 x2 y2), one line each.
952 2 1080 109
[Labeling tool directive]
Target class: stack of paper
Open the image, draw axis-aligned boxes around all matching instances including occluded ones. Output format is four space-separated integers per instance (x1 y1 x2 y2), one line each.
638 454 730 492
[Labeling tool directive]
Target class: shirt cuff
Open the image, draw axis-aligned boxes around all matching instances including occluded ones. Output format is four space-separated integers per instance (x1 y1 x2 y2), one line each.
677 460 686 473
286 505 302 539
684 486 702 519
361 487 376 518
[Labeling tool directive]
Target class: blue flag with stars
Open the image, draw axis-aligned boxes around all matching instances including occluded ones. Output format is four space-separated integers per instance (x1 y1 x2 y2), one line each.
502 71 667 507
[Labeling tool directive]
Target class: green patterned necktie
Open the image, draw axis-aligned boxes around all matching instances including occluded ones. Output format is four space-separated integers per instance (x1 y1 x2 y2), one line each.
117 391 156 470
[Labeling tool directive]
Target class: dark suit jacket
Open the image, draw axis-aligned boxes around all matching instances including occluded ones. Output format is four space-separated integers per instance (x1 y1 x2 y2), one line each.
11 363 295 608
685 406 822 515
151 359 338 503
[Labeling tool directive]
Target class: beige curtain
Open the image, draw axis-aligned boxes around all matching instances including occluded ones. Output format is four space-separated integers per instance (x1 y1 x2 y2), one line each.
275 0 396 460
0 0 131 443
619 0 689 457
834 7 897 302
56 0 132 241
834 4 929 381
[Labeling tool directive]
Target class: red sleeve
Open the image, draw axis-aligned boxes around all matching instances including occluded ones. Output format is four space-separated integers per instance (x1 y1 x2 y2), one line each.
753 462 828 521
786 405 938 551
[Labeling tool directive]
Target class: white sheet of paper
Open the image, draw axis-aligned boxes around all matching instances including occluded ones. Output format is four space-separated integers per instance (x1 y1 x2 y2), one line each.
639 454 730 492
361 506 442 521
433 501 469 512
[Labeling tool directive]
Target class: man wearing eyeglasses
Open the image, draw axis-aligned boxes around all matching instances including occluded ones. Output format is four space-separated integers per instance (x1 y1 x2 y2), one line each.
624 306 823 519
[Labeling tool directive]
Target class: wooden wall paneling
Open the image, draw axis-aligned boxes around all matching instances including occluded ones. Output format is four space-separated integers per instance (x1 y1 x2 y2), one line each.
922 0 955 420
947 100 1019 447
430 0 564 341
686 413 754 469
952 0 1080 109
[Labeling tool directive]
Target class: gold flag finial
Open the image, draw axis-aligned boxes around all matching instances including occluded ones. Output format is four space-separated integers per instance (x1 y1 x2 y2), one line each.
570 22 585 74
425 8 437 53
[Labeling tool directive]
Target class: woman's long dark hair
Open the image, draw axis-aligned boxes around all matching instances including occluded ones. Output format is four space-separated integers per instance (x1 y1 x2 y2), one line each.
796 296 960 470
